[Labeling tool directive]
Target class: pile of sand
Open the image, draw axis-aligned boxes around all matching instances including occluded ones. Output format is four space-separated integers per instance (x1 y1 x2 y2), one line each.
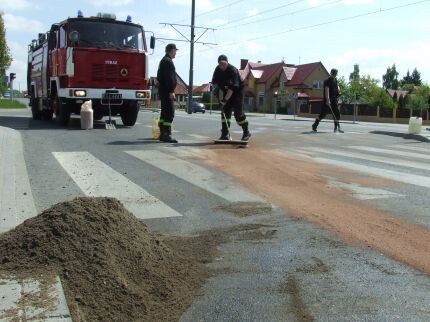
0 197 206 321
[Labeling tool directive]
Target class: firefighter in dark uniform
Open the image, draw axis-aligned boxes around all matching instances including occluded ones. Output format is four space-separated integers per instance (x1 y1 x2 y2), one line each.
312 68 344 133
157 43 178 143
212 55 251 141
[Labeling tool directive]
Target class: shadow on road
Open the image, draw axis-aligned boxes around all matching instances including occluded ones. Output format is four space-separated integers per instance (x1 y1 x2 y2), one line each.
106 139 212 147
370 130 429 143
0 115 132 131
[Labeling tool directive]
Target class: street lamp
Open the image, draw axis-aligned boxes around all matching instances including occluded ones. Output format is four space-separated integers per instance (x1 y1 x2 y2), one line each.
274 91 278 119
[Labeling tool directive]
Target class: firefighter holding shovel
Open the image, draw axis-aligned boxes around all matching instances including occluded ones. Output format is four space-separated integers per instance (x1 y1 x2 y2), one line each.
211 55 251 141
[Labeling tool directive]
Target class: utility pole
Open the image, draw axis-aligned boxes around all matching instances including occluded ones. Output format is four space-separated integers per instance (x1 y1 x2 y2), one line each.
158 0 216 114
188 0 195 115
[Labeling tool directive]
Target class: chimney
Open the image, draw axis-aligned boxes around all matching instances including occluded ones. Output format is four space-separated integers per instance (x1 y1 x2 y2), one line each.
240 59 248 70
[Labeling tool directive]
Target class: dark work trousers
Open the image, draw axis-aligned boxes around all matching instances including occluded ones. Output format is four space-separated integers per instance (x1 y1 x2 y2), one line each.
221 94 247 127
318 98 340 122
159 92 175 127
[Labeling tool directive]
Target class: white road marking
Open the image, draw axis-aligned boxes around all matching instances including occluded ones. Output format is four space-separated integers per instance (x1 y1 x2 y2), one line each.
52 152 181 219
313 157 430 188
327 179 403 200
301 147 430 171
0 127 37 233
126 150 265 203
187 134 211 140
389 145 429 153
0 276 72 321
349 146 430 160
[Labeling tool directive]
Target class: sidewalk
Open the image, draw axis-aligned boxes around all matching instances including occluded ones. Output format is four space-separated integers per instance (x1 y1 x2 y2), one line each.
0 126 72 321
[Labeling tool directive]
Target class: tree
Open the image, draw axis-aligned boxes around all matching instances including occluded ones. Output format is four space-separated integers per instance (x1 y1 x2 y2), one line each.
400 70 415 88
382 64 399 90
406 84 430 115
400 68 422 87
0 12 13 94
356 75 394 109
349 64 360 82
411 68 422 86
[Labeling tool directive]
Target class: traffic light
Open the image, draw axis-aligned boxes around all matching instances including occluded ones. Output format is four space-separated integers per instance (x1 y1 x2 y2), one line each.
9 73 16 81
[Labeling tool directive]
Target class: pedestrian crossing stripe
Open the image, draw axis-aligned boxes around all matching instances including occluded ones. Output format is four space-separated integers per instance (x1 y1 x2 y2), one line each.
301 147 430 171
52 152 182 220
125 150 264 203
311 157 430 189
349 146 430 160
0 127 37 233
389 145 429 153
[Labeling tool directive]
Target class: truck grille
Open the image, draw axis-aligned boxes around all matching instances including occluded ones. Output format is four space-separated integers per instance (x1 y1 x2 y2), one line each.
92 64 128 83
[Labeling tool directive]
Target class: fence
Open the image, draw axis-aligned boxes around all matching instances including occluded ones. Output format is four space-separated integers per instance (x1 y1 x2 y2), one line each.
299 101 430 125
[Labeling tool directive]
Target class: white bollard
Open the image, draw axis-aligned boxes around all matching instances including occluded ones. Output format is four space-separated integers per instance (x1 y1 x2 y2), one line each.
408 116 422 134
80 100 93 130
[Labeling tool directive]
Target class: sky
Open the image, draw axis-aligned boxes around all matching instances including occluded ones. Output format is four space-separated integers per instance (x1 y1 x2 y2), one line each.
1 0 430 91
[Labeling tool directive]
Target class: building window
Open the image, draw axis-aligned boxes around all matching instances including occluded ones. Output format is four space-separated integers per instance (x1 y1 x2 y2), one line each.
312 80 323 89
258 92 265 106
282 81 288 89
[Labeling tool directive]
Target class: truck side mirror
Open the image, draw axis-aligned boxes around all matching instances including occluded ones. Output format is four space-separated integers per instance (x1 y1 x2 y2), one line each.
150 36 155 50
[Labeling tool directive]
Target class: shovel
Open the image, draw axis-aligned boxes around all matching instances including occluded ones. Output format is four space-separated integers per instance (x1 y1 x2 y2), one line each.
102 90 122 130
213 95 248 146
105 99 116 130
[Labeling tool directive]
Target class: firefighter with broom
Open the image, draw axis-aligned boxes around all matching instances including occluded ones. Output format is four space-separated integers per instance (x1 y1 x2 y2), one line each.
211 55 251 141
312 68 344 133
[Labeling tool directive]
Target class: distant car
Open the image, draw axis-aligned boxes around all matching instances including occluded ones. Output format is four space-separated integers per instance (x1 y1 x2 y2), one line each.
3 91 11 99
191 101 205 113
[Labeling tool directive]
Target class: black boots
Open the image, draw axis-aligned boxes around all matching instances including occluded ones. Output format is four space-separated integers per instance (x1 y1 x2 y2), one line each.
241 123 251 141
334 122 344 133
312 118 320 132
218 122 230 140
159 125 178 143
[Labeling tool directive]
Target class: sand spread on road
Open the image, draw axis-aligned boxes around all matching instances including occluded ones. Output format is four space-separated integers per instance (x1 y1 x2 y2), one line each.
203 146 430 274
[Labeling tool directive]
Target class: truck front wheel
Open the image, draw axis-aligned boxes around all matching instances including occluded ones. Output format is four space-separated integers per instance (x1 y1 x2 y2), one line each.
31 97 42 120
120 101 139 126
53 95 71 126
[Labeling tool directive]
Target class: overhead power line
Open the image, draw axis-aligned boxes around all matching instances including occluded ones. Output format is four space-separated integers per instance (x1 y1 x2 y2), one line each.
173 0 246 24
219 0 343 31
215 0 305 28
202 0 430 52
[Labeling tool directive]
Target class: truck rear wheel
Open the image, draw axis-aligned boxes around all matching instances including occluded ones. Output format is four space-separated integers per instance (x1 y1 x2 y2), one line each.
120 101 139 126
53 95 71 126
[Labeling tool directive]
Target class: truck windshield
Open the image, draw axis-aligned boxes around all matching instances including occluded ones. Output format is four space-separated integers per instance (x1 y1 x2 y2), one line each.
69 21 144 50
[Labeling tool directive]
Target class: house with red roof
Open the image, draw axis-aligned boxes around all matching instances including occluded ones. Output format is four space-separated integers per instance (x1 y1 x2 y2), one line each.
239 59 329 113
149 73 189 107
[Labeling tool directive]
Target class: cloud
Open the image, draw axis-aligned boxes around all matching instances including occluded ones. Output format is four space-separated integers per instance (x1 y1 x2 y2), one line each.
247 9 259 17
343 0 373 4
308 0 373 6
0 0 32 11
3 14 45 33
166 0 214 11
327 43 430 83
87 0 135 6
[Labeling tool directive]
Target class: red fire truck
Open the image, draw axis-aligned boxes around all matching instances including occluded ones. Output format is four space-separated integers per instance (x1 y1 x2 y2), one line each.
27 11 154 126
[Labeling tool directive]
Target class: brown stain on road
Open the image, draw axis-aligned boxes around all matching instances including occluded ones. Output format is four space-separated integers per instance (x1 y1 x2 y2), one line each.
201 146 430 275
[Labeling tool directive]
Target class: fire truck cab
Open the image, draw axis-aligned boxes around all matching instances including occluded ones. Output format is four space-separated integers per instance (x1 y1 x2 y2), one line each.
27 12 154 126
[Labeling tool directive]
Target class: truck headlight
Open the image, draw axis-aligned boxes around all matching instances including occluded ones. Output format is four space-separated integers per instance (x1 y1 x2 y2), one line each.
74 90 87 97
136 91 150 99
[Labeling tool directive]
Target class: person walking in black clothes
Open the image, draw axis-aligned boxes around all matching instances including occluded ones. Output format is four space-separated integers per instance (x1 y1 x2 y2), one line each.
157 43 178 143
312 68 344 133
211 55 251 141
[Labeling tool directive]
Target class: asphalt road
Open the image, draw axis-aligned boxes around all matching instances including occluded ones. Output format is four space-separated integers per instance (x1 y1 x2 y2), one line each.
1 104 430 321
